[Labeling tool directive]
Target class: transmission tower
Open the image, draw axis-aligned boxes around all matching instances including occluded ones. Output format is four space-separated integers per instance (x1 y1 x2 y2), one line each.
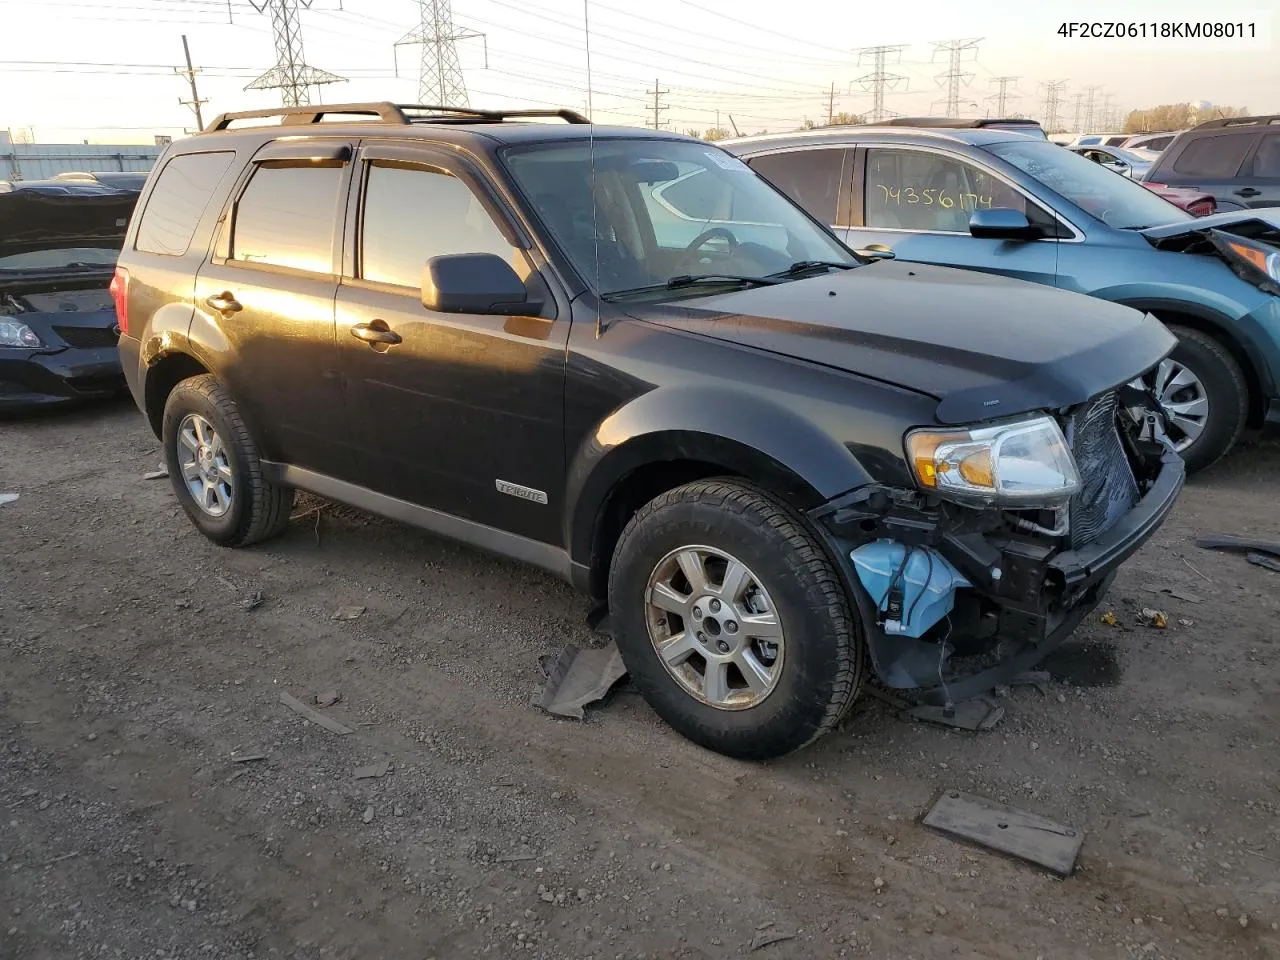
646 78 669 129
931 38 982 118
986 76 1019 117
1071 92 1084 133
851 45 908 124
1082 85 1103 132
245 0 344 107
395 0 485 107
1039 79 1068 133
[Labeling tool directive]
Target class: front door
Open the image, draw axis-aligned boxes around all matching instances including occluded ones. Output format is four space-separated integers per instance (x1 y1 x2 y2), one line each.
334 144 570 545
193 140 357 481
845 146 1061 288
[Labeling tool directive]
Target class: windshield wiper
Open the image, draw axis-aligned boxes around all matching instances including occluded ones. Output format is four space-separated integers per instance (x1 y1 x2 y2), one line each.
770 260 857 278
603 274 782 300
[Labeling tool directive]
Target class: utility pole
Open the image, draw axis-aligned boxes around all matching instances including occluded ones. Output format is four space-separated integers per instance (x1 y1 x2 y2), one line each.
1038 79 1068 132
646 77 668 130
851 45 908 124
394 0 485 107
1083 85 1103 132
827 82 835 125
931 38 982 118
986 76 1018 117
175 34 207 131
245 0 344 107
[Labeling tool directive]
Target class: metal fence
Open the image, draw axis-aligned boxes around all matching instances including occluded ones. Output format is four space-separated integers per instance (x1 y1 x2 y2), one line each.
1 143 161 181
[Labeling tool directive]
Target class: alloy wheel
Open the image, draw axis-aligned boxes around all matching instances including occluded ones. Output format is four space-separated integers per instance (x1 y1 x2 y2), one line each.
177 413 234 517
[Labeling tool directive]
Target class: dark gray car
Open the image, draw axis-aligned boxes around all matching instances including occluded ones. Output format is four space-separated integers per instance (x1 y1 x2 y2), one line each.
1144 115 1280 211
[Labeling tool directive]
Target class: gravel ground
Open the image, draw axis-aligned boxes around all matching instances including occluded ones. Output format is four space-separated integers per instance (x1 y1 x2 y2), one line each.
1 398 1278 960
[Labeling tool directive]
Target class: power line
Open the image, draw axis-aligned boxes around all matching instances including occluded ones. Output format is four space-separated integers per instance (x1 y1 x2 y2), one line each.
646 77 669 130
1039 79 1069 132
244 0 344 107
986 76 1018 117
931 38 982 118
393 0 484 107
851 45 907 124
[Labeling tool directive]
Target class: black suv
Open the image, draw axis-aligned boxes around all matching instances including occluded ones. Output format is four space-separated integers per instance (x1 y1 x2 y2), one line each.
1144 115 1280 211
115 102 1183 759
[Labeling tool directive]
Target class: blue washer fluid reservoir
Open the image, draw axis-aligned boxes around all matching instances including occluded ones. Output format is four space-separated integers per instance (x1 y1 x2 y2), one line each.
849 540 971 639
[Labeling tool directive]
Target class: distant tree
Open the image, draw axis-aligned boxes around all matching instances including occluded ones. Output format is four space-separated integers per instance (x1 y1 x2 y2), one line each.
824 111 864 126
684 128 701 138
799 118 817 130
702 127 732 141
1123 103 1250 133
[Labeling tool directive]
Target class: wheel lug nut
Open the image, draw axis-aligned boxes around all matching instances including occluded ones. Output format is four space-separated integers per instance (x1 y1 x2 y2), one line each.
692 606 703 620
716 640 730 653
709 599 721 613
725 620 738 633
696 632 707 643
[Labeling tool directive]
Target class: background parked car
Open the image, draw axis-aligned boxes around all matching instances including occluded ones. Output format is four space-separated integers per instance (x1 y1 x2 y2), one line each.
1143 115 1280 211
1068 133 1131 148
725 127 1280 472
1123 132 1182 153
0 178 139 409
1068 144 1159 179
53 170 150 191
1140 182 1216 216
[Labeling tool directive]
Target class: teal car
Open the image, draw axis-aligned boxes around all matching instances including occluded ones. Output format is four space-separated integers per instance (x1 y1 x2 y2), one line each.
724 128 1280 472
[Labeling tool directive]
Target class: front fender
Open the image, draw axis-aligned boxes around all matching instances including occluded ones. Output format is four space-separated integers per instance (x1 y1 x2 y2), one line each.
564 384 876 565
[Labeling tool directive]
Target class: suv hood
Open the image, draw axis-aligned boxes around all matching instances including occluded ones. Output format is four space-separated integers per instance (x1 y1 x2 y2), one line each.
1139 207 1280 241
625 261 1176 424
0 185 136 261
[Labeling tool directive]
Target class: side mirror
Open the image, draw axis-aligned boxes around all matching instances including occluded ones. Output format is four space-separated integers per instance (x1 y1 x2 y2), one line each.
421 253 542 317
855 243 895 260
968 208 1042 241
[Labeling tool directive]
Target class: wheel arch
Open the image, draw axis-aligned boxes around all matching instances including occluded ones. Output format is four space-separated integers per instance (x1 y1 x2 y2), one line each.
143 351 211 438
1116 298 1269 428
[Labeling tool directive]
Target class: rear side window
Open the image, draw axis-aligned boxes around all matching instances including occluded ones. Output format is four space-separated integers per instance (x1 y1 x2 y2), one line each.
1171 135 1253 177
1251 134 1280 177
748 150 845 225
231 162 344 273
134 151 235 256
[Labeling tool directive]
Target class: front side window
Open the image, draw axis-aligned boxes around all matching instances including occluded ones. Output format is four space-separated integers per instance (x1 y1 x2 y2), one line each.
1250 133 1280 178
360 161 515 288
231 161 343 273
987 139 1190 230
747 149 845 225
135 151 235 256
503 139 854 297
863 149 1039 232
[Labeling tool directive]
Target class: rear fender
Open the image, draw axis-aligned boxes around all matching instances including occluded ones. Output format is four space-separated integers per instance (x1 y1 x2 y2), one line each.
565 384 874 567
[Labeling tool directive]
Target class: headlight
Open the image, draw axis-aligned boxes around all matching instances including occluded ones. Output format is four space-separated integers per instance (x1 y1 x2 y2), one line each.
0 318 42 348
905 416 1081 507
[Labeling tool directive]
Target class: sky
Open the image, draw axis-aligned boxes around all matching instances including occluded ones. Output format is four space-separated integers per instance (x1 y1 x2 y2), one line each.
0 0 1276 144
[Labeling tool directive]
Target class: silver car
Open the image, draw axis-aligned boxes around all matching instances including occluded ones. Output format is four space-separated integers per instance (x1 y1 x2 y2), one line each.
1067 144 1159 179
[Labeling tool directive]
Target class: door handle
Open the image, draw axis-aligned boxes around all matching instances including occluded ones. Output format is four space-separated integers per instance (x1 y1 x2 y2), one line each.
1234 187 1261 198
205 292 242 315
350 320 402 346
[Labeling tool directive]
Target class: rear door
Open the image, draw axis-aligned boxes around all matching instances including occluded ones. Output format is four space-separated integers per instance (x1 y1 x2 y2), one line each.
1150 133 1258 210
333 141 570 545
1238 131 1280 208
845 145 1061 286
192 139 357 480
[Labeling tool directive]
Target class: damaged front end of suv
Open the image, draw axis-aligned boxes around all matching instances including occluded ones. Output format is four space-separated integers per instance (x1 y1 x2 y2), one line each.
813 376 1183 705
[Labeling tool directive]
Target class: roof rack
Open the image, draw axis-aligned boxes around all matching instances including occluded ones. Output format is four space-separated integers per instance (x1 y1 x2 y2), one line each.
1192 114 1280 130
881 117 1041 129
203 101 590 133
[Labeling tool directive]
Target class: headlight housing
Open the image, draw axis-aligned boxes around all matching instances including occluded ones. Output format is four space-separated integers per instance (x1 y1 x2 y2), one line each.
0 318 42 348
1212 233 1280 296
905 415 1081 507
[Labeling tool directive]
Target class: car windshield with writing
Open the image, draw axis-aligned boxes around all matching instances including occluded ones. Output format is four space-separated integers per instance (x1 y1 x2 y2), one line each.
986 140 1191 230
502 138 856 299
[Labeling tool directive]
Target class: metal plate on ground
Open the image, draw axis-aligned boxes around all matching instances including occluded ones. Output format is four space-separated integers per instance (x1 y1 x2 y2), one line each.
923 790 1083 877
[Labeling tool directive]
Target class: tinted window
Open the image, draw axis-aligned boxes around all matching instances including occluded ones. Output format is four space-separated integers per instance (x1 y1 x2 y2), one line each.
231 162 343 273
864 149 1042 232
1251 134 1280 177
1171 135 1253 177
748 150 844 224
360 162 515 288
135 151 235 256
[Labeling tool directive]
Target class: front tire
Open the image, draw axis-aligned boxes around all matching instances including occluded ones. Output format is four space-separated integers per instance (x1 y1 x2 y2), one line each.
161 374 294 547
1156 326 1247 474
608 479 864 760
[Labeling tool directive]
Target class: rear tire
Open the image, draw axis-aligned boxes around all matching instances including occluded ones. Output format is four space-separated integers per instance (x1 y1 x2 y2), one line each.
607 479 864 760
161 374 293 547
1163 326 1247 474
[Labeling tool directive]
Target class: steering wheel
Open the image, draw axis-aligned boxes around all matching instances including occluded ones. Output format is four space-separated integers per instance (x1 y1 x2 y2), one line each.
676 227 739 269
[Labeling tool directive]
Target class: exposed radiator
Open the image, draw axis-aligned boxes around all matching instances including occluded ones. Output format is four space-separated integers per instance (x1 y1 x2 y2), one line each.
1068 392 1138 549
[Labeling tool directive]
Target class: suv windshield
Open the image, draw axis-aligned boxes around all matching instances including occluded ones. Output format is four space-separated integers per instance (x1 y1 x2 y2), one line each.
503 138 856 297
987 140 1190 229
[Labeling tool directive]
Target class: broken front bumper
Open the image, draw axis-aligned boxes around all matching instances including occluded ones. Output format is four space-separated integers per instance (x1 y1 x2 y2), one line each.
0 345 125 410
819 448 1185 704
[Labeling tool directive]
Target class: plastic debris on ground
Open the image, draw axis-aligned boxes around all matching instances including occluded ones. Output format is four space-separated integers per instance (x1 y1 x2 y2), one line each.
142 462 168 480
330 605 365 621
1246 552 1280 573
0 493 18 507
1139 608 1169 629
1195 534 1280 559
533 642 628 720
1099 610 1119 626
923 789 1084 877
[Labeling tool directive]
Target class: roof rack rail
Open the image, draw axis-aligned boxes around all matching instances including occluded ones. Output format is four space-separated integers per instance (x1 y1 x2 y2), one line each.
1192 114 1280 130
202 101 590 133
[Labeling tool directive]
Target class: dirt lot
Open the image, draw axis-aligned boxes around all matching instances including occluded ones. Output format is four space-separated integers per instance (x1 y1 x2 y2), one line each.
1 399 1278 960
